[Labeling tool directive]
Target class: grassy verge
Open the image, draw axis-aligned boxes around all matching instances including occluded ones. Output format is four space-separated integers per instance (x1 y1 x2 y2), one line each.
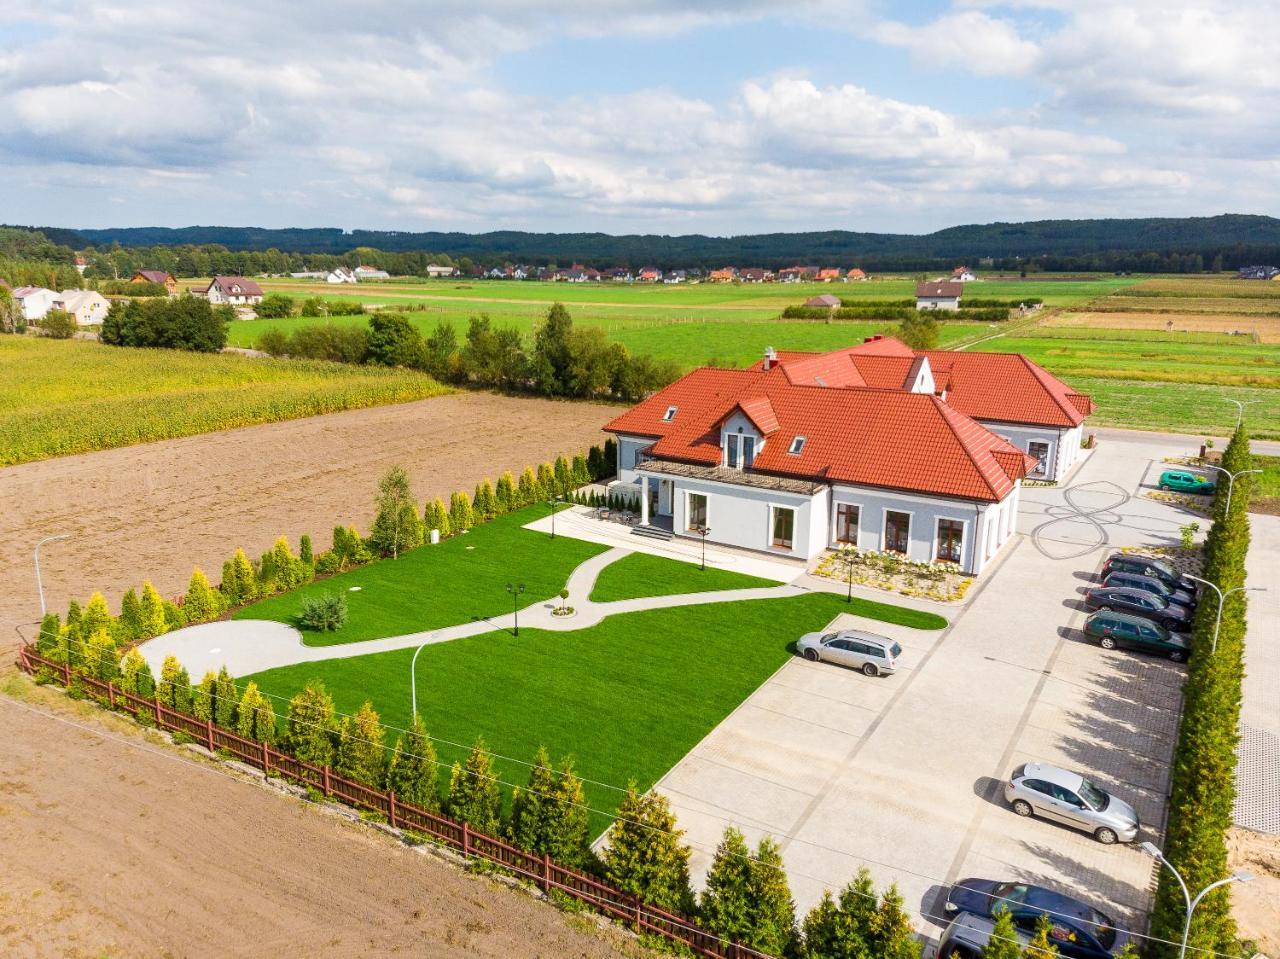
0 336 450 465
1059 376 1280 440
588 551 781 602
1250 454 1280 514
245 591 875 831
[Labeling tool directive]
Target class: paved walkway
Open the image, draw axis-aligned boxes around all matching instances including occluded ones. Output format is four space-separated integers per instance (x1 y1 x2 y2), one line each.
1237 513 1280 835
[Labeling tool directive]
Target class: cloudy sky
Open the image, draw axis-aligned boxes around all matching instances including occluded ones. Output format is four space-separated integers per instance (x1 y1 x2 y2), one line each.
1 0 1277 235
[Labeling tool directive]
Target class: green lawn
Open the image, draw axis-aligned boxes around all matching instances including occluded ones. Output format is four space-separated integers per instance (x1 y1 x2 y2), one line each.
1059 376 1280 440
244 590 935 832
588 551 781 602
234 507 607 646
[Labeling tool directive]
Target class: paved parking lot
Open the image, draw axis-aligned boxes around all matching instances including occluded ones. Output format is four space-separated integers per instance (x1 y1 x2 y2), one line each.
656 433 1202 948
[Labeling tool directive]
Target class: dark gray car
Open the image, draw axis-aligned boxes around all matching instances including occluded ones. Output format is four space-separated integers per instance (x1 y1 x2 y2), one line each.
1083 586 1191 632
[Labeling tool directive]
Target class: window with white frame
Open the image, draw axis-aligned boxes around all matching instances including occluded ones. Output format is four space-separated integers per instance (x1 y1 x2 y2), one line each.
935 518 964 564
663 405 678 421
835 503 859 544
724 433 757 470
884 510 910 554
771 506 795 550
788 436 806 455
687 492 708 531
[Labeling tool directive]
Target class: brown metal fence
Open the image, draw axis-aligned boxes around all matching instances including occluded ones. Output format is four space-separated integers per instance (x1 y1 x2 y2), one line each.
17 644 769 959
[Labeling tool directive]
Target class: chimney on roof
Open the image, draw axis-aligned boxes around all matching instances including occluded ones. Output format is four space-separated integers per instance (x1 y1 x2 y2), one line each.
862 334 884 343
762 346 777 371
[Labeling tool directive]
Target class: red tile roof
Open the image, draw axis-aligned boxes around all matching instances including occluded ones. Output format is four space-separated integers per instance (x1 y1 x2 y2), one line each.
211 276 263 296
916 281 963 298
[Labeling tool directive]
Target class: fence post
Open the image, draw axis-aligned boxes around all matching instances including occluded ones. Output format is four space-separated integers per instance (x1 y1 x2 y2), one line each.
388 791 398 829
63 660 72 687
154 696 163 725
462 821 470 857
323 765 331 797
106 680 116 709
541 852 551 893
261 740 270 774
205 718 215 752
632 895 642 930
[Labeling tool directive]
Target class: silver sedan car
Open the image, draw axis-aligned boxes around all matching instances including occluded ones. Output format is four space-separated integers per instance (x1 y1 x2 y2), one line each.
795 629 901 676
1004 762 1140 844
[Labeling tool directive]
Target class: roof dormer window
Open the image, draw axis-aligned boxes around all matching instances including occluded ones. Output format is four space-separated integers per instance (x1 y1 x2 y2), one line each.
788 436 806 455
662 406 678 421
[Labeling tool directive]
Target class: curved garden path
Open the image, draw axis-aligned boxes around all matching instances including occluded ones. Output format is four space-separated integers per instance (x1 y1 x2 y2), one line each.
141 546 806 678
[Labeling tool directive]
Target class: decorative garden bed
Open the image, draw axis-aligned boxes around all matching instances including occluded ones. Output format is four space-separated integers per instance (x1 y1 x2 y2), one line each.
812 549 973 603
1143 490 1213 516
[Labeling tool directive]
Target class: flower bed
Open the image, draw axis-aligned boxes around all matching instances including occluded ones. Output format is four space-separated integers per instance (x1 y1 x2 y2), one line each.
813 549 973 603
1143 490 1213 516
1118 543 1204 576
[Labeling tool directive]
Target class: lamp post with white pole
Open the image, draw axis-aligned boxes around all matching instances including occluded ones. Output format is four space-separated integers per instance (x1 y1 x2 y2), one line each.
409 640 432 720
1223 398 1259 429
1140 841 1253 959
1183 575 1266 654
33 534 71 617
1201 465 1260 517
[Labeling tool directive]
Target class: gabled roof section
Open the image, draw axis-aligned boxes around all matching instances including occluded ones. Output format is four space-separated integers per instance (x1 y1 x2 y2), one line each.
922 350 1089 427
917 281 964 298
732 396 780 434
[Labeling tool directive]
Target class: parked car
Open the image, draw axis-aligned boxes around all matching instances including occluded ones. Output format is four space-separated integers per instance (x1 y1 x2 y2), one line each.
944 879 1128 959
935 911 1031 959
1102 570 1197 612
1083 586 1191 632
1101 553 1196 593
795 629 901 676
1083 611 1191 662
1157 469 1215 495
1004 762 1139 844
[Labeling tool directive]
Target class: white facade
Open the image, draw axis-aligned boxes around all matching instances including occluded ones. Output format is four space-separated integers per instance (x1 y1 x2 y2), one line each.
207 278 263 305
56 290 110 326
426 264 457 278
977 420 1084 483
327 267 357 284
14 287 58 321
916 295 960 311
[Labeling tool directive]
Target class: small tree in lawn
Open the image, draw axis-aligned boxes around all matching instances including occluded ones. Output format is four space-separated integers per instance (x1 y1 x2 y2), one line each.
536 462 556 501
118 589 143 641
518 466 538 506
285 679 339 767
473 478 498 520
192 671 217 721
371 465 421 559
220 549 257 607
603 782 693 914
747 836 797 957
700 827 754 944
448 490 474 532
979 908 1023 959
447 738 502 834
387 713 440 811
235 682 277 743
335 701 386 787
139 581 168 639
183 568 224 624
1021 914 1059 959
423 497 451 539
213 666 237 727
553 455 572 496
495 471 516 513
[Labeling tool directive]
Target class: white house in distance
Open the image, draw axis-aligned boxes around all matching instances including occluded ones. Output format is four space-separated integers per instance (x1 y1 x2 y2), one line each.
327 266 357 284
426 264 457 278
916 280 963 310
11 286 58 321
56 290 110 325
353 265 390 280
605 336 1093 575
204 276 264 306
952 266 976 282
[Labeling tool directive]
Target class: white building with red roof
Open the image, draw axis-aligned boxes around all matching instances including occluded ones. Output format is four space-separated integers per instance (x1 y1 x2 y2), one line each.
604 336 1093 574
205 276 264 305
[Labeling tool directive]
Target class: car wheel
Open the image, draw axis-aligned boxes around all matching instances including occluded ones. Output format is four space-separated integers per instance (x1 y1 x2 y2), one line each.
1159 483 1168 491
1012 799 1033 818
1169 650 1185 663
861 662 879 677
803 648 820 662
1094 827 1118 845
1100 636 1117 650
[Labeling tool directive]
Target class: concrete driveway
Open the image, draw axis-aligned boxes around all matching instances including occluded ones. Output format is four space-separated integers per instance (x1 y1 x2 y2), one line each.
655 432 1201 946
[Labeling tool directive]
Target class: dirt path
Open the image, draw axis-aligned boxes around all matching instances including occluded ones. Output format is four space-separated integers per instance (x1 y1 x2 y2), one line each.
0 393 616 646
0 677 638 959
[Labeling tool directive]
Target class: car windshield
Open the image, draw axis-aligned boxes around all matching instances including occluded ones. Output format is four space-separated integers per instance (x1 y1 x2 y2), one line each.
1078 779 1109 811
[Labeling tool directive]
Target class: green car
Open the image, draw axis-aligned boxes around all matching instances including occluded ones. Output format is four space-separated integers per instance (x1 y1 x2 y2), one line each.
1157 470 1216 495
1083 611 1191 662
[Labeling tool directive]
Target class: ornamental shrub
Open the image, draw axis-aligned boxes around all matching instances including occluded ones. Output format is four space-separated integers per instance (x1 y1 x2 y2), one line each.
84 628 120 683
423 498 451 539
510 747 590 867
553 455 572 496
259 536 307 594
158 656 193 714
118 588 143 640
335 701 386 787
387 714 440 812
603 783 693 914
36 613 61 656
517 467 538 506
979 908 1022 959
284 680 338 766
536 462 555 501
298 534 313 566
192 671 217 721
1021 913 1059 959
747 836 797 957
495 472 516 513
587 444 606 480
235 682 276 743
213 667 237 727
370 465 421 559
447 738 502 834
219 549 257 607
700 827 754 944
473 478 498 519
571 454 590 488
138 581 168 639
182 568 224 624
448 490 474 532
298 592 347 632
119 648 151 697
81 592 113 638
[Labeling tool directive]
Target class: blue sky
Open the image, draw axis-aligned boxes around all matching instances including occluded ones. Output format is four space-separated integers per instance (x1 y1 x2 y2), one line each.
0 1 1274 235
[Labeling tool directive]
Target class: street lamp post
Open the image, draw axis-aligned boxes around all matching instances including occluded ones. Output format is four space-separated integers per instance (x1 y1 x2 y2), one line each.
1201 465 1261 517
506 583 525 636
409 640 432 720
548 496 559 539
1140 841 1253 959
842 546 856 603
696 526 711 570
1223 398 1259 429
1183 574 1266 654
34 534 71 617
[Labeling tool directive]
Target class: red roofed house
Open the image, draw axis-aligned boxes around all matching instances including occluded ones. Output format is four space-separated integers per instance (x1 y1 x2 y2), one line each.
916 281 963 310
604 336 1092 574
131 269 178 293
205 276 264 306
845 268 867 281
816 267 841 282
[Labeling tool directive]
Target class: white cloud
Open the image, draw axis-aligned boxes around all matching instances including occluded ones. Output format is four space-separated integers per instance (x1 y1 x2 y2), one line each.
870 11 1041 76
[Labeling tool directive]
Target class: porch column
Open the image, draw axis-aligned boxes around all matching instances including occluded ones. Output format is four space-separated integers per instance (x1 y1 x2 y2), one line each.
640 474 650 526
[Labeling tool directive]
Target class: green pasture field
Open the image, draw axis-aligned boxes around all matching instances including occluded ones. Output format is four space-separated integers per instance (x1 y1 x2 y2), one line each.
0 336 449 466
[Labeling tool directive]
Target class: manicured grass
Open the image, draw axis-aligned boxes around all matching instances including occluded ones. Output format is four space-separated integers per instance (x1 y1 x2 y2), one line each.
1250 454 1280 513
1061 376 1280 440
588 551 781 602
234 507 607 646
0 336 450 465
245 590 921 832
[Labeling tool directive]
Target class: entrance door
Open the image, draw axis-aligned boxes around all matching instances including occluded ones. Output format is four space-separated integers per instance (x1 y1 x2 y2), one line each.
1028 441 1051 478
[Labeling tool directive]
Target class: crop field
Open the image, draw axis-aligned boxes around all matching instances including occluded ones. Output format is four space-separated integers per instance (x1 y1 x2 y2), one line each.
0 336 449 465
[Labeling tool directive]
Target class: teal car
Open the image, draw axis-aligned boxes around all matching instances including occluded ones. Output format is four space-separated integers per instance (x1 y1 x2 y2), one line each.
1157 470 1216 495
1083 611 1191 662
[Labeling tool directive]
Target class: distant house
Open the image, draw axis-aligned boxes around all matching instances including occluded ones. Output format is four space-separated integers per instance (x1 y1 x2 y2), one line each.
327 267 358 284
739 268 771 283
664 270 687 284
805 294 842 309
206 276 264 305
131 269 177 293
817 268 841 282
290 271 327 279
74 255 88 275
353 265 390 280
777 266 804 283
638 267 663 283
425 264 457 278
952 266 976 282
709 267 737 283
607 268 633 282
56 290 110 326
12 286 59 321
916 281 963 310
845 268 867 282
1238 265 1279 280
511 266 529 280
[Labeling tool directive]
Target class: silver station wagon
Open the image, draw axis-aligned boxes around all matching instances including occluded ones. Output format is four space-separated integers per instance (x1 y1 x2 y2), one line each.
795 629 902 676
1005 761 1140 845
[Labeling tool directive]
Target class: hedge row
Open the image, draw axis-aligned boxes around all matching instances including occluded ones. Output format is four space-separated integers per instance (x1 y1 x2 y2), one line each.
1148 425 1253 958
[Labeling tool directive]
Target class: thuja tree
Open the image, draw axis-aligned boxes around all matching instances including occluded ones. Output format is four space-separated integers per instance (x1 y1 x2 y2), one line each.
284 679 338 767
119 649 154 698
473 478 498 519
235 682 277 743
387 714 440 812
801 868 919 959
336 701 386 787
509 747 591 867
603 783 693 914
536 462 556 501
213 667 238 727
81 592 114 638
118 589 143 640
447 738 502 835
746 836 797 956
192 671 218 721
423 498 451 539
700 827 754 944
220 549 257 607
448 490 474 533
36 613 60 656
158 656 193 714
183 568 224 624
1021 914 1059 959
979 908 1022 959
517 467 539 506
138 581 168 639
370 465 421 559
495 472 516 513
